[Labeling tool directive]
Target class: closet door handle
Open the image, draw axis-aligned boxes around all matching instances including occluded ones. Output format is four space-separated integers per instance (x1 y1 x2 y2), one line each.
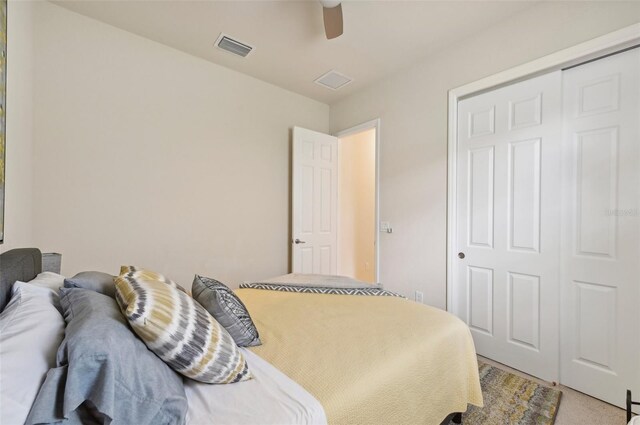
458 252 465 259
294 239 306 244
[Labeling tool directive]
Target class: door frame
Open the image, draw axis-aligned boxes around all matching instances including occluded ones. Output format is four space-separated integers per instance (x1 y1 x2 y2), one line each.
334 118 381 283
446 23 640 313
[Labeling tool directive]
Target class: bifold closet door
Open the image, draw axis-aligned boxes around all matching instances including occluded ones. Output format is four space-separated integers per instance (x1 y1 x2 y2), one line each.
455 71 562 382
560 48 640 408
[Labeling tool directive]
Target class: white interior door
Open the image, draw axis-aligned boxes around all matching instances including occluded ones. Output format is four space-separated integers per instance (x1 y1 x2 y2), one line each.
560 48 640 408
454 71 562 382
292 127 338 275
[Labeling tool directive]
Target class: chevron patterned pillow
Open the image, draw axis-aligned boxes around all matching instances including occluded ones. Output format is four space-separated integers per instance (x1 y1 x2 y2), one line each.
192 275 261 347
114 266 251 384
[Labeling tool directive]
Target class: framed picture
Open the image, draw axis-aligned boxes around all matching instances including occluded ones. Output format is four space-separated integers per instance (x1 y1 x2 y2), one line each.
0 0 6 243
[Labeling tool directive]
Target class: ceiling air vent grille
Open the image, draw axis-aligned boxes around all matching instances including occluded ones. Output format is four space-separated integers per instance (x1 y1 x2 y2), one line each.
314 70 353 90
215 34 253 57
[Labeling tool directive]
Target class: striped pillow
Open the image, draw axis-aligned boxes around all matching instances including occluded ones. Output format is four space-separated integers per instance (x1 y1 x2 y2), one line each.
118 265 187 292
114 267 251 384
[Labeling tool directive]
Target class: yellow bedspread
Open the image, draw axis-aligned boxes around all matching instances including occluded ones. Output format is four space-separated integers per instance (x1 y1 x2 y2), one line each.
237 289 483 425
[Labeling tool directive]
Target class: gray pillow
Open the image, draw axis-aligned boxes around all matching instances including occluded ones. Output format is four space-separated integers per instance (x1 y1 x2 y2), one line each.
192 275 261 347
64 271 115 298
26 288 188 425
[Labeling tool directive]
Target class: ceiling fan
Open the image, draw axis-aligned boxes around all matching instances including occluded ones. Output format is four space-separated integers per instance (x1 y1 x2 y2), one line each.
320 1 343 40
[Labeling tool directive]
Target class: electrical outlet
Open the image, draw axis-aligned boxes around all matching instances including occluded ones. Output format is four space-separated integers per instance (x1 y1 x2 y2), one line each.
364 261 370 271
415 290 424 304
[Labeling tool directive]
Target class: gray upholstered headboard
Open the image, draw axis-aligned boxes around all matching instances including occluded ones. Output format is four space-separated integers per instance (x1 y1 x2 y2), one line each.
0 248 42 311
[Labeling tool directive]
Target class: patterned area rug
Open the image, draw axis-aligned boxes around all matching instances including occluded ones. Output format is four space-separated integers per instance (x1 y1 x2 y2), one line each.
450 362 562 425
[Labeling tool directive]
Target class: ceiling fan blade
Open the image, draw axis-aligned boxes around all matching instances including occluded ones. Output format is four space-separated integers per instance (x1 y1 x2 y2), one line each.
322 3 343 40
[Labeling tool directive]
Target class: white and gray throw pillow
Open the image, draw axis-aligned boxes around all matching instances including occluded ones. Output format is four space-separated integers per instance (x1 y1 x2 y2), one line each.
192 275 261 347
115 268 251 384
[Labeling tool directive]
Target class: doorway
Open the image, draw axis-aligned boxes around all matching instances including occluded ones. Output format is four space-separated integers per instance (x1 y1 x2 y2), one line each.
336 125 378 283
291 120 380 284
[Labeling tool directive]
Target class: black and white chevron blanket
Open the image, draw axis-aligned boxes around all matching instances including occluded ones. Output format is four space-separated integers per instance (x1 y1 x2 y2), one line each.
240 282 404 297
240 274 404 298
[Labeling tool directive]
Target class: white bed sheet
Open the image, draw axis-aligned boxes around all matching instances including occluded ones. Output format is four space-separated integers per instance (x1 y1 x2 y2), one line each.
185 348 327 425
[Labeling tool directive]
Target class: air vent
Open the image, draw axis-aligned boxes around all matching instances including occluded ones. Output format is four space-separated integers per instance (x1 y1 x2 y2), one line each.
215 33 253 57
314 70 353 90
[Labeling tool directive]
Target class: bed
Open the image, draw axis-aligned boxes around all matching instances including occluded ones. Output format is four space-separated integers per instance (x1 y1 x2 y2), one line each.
0 248 482 425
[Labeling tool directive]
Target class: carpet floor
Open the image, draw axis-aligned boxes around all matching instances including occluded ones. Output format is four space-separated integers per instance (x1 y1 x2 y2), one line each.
450 362 562 425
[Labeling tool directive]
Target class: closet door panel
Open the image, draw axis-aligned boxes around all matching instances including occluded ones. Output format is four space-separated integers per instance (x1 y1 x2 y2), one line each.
455 71 562 382
561 48 640 409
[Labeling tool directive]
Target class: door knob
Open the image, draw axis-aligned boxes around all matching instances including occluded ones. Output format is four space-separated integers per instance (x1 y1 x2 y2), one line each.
294 239 306 244
458 252 465 259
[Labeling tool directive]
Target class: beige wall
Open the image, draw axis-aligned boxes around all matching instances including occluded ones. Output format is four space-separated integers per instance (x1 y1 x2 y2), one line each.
337 129 375 283
27 2 329 287
7 1 640 301
330 2 640 308
1 1 35 253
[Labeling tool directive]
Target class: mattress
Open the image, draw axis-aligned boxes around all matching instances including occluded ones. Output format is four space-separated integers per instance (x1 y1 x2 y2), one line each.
237 288 483 425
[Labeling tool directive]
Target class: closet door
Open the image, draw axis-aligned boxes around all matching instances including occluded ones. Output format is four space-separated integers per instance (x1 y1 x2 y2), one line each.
455 71 562 381
560 48 640 407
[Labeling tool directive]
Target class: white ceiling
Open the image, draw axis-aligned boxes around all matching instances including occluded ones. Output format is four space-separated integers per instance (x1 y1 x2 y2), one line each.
53 0 538 104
